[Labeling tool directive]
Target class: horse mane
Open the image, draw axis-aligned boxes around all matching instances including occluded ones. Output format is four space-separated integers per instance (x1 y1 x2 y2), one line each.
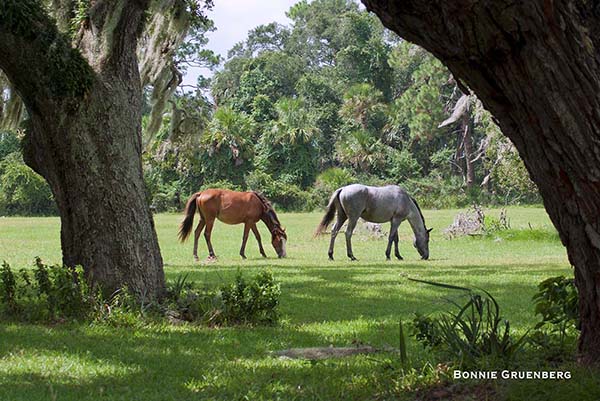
252 191 282 229
409 195 427 229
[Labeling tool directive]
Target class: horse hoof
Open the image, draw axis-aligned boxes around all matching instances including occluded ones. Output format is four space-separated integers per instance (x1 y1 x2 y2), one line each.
240 255 246 260
349 256 357 261
206 256 217 263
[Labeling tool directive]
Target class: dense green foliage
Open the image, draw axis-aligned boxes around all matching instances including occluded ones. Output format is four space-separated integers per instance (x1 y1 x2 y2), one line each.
0 131 56 216
530 276 579 357
0 258 91 321
0 256 280 327
0 0 540 215
141 0 540 212
165 270 281 325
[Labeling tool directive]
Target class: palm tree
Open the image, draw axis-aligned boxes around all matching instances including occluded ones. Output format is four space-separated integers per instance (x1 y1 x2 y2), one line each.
339 83 385 131
269 97 320 145
336 129 388 173
256 98 320 187
203 106 255 166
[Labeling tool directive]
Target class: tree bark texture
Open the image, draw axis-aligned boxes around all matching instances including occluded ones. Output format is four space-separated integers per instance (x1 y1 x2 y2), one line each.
0 0 164 298
361 0 600 364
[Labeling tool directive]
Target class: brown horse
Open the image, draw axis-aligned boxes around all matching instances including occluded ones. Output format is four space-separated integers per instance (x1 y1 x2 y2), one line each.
178 189 287 261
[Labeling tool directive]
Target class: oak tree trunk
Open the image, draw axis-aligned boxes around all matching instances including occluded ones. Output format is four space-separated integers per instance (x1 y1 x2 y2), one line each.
0 1 165 299
362 0 600 364
23 82 165 299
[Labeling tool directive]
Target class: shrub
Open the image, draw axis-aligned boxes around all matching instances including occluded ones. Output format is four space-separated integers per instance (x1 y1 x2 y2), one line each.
0 258 93 321
403 175 469 209
148 180 184 212
0 130 20 160
220 270 281 325
530 276 579 358
316 167 355 190
386 149 421 182
246 170 309 211
200 179 243 192
311 167 355 209
0 154 57 216
412 312 441 348
93 286 145 328
166 270 281 326
0 261 17 314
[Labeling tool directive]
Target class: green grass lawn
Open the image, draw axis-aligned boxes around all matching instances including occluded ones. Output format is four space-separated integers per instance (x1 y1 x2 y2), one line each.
1 207 597 400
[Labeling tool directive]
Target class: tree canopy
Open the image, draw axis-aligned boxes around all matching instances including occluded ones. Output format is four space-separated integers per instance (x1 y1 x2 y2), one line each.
137 0 537 215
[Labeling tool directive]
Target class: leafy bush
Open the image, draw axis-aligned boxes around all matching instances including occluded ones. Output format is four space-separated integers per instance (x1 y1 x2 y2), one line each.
428 148 455 178
316 167 355 190
0 261 17 314
412 313 442 348
148 180 184 212
485 130 541 204
403 175 469 209
93 287 145 328
483 208 510 233
166 270 281 326
1 259 281 328
530 276 579 358
0 130 20 160
0 258 92 321
0 154 57 216
246 170 310 211
220 270 281 325
200 179 243 192
386 149 421 182
410 279 528 368
311 167 355 209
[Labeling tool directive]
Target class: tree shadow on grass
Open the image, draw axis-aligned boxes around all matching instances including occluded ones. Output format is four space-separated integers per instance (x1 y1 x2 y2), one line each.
0 321 402 401
160 260 569 326
0 258 573 401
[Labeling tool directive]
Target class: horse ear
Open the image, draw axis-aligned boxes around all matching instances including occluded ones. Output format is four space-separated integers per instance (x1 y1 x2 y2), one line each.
427 228 433 233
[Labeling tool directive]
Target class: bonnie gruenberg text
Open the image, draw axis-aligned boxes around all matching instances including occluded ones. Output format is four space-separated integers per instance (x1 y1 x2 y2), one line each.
454 370 571 380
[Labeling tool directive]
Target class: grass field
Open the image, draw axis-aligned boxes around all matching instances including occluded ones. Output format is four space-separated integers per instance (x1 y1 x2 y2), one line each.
0 207 598 400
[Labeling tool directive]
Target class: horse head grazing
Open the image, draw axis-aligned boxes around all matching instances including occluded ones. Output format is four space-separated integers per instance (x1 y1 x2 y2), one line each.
271 226 287 258
410 196 431 260
414 227 432 260
254 191 288 258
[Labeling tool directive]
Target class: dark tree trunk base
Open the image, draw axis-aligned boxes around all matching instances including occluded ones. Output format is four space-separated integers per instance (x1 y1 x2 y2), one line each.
23 82 165 299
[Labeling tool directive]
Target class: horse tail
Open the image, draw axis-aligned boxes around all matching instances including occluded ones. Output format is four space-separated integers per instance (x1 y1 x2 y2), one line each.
314 188 342 236
178 192 200 242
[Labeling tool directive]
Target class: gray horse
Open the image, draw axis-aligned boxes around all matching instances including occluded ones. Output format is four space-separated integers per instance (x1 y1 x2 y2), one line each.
315 184 431 261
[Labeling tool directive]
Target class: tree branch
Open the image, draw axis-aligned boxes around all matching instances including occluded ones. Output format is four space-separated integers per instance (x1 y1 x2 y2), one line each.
0 0 94 113
78 0 151 77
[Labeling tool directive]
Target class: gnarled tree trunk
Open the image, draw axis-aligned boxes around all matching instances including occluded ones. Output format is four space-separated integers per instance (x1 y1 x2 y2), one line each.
0 1 165 298
362 0 600 364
